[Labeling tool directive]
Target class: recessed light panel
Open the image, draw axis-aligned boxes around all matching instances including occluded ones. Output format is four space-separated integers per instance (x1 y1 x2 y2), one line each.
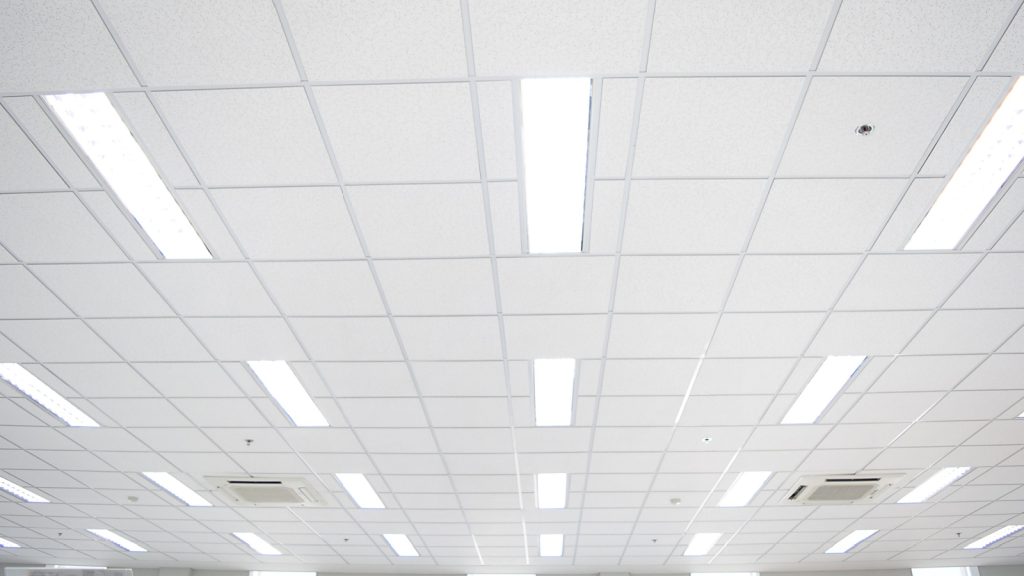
383 533 419 557
533 358 575 426
898 467 971 504
0 475 49 503
0 363 99 427
0 536 20 548
911 568 977 576
782 355 865 424
233 532 281 555
251 572 316 576
88 529 146 552
826 529 878 554
964 524 1024 549
536 472 567 509
691 573 760 576
521 77 591 254
906 77 1024 250
718 471 772 507
45 93 211 259
143 472 212 507
683 532 722 556
539 533 563 557
247 361 328 427
335 473 384 509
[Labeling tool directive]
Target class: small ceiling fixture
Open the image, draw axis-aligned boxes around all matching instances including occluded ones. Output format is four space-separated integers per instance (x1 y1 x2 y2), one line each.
856 123 874 135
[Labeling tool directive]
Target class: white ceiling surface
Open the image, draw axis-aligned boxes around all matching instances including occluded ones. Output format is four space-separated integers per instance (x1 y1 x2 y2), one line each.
1 0 1024 573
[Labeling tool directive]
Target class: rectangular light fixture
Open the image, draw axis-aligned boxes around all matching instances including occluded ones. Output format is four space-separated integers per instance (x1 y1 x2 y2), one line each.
906 77 1024 250
691 573 760 576
533 358 575 426
536 472 567 509
45 93 211 259
88 529 146 552
383 533 418 557
335 473 384 509
0 475 49 503
143 471 212 507
826 529 878 554
911 568 977 576
782 355 865 424
521 77 591 254
251 572 316 576
0 536 20 548
247 361 328 427
964 524 1024 549
718 471 772 507
233 532 281 555
539 533 563 557
898 466 971 504
683 532 722 556
0 363 99 427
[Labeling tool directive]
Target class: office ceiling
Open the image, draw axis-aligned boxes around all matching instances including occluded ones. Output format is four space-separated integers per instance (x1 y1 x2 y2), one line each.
1 0 1024 573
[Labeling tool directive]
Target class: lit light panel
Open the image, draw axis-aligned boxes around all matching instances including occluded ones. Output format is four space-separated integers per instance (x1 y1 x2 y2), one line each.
0 363 99 427
719 471 772 507
964 524 1024 549
684 532 722 556
782 355 865 424
143 472 212 507
536 472 567 509
0 475 49 503
898 467 971 504
539 533 563 557
383 533 419 557
335 473 384 509
0 536 20 548
533 358 575 426
826 529 878 554
233 532 281 555
88 529 146 552
247 360 328 427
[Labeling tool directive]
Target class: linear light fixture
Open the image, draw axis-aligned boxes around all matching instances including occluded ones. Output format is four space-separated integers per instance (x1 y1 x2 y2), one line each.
964 524 1024 549
782 355 866 424
719 471 772 507
906 77 1024 250
826 529 878 554
536 472 567 509
335 473 384 509
251 572 316 576
49 567 107 570
683 532 722 556
143 471 211 507
691 573 760 576
0 475 49 503
88 529 146 552
898 466 971 504
0 536 20 548
539 533 563 557
533 358 575 426
383 533 419 557
45 93 211 259
0 363 99 427
521 77 591 254
911 568 977 576
233 532 281 555
247 361 328 427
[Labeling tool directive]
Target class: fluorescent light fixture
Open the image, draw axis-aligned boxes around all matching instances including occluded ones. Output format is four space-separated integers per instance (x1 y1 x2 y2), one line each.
782 355 865 424
0 475 49 503
964 524 1024 549
0 363 99 427
683 532 722 556
826 529 878 554
468 574 536 576
335 473 384 509
45 93 210 259
539 533 563 557
719 471 772 507
88 529 146 552
691 573 759 576
912 568 977 576
0 536 20 548
233 532 281 555
521 77 591 253
143 471 211 507
536 472 567 509
533 358 575 426
906 77 1024 250
251 572 316 576
383 533 418 557
50 567 107 570
247 361 328 427
898 466 971 504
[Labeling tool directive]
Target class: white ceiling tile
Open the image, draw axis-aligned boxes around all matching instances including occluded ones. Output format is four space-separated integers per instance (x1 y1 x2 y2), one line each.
6 96 98 190
922 77 1012 176
837 254 981 311
820 0 1016 72
0 106 67 193
91 399 191 428
341 398 427 428
622 180 764 253
414 361 518 397
101 0 298 85
693 358 797 396
871 355 985 392
892 420 987 447
140 263 277 316
923 390 1024 421
505 315 607 359
395 316 501 360
155 88 335 187
360 428 439 454
468 0 648 75
424 397 510 428
808 311 931 355
600 359 699 396
255 261 384 316
842 391 944 423
873 178 945 251
376 259 496 315
615 256 736 313
187 317 306 360
47 363 156 398
31 264 172 317
76 190 154 260
0 266 69 318
89 318 211 361
779 77 966 177
727 255 861 312
0 193 124 262
634 78 803 177
499 257 614 314
291 317 401 361
348 184 489 258
607 313 717 358
488 181 522 256
648 0 832 72
596 79 638 180
134 363 241 398
0 0 137 91
476 81 517 180
174 188 241 259
709 313 824 357
0 319 118 362
316 362 415 397
958 354 1024 390
588 181 624 255
905 310 1024 354
315 83 478 182
171 399 272 428
677 395 774 427
1002 325 1024 353
946 253 1024 308
745 424 830 451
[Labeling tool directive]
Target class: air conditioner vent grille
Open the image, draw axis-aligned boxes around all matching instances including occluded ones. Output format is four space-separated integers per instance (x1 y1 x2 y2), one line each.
207 476 325 507
785 473 903 505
